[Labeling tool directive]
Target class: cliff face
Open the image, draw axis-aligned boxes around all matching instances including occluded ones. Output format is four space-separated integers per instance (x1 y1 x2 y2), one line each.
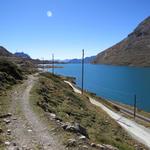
93 16 150 66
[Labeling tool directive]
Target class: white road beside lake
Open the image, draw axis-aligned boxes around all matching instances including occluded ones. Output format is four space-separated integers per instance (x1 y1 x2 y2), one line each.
64 80 150 149
64 81 82 94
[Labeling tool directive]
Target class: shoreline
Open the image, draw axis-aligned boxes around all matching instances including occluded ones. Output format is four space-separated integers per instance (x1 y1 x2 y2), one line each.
64 79 150 149
38 65 64 69
42 69 150 123
68 79 150 124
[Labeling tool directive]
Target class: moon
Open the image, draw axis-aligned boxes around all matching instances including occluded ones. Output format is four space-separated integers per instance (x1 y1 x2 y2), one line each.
47 11 53 17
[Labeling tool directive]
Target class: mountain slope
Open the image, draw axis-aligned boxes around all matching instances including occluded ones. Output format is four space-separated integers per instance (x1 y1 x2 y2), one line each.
0 46 13 57
93 16 150 66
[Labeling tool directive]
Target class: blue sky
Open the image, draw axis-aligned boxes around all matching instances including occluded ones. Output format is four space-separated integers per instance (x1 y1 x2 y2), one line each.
0 0 150 60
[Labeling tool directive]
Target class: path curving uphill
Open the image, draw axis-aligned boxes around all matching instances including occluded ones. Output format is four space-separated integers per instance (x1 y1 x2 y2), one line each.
7 75 65 150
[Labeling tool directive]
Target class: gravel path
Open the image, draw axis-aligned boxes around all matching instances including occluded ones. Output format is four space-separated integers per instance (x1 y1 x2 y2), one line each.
7 75 65 150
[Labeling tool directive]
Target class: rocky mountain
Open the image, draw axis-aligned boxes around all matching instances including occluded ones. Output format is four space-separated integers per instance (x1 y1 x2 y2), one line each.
65 56 96 63
14 52 31 59
0 46 13 57
93 16 150 67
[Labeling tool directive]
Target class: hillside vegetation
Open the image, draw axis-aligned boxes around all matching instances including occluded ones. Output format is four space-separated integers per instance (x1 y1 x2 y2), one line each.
0 46 12 57
0 59 23 92
0 58 37 92
31 72 146 150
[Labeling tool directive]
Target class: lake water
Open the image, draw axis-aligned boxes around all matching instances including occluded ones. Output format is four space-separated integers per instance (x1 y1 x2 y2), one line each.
48 64 150 112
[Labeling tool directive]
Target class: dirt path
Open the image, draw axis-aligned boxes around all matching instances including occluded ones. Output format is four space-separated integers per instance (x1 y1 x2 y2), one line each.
65 80 150 149
7 75 65 150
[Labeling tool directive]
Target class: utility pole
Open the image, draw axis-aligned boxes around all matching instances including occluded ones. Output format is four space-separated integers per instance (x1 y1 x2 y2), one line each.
134 94 137 119
42 57 44 72
52 54 54 74
81 49 84 94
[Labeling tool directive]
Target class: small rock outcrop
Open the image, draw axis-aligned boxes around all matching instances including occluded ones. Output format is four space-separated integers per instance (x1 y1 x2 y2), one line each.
66 139 77 147
96 144 119 150
62 122 89 138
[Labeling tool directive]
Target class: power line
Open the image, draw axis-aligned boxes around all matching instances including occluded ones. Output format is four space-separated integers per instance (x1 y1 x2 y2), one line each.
134 94 137 119
42 57 44 72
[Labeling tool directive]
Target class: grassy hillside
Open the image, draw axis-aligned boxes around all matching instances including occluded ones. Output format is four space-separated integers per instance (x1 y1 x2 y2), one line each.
0 57 37 92
0 59 23 92
31 72 146 150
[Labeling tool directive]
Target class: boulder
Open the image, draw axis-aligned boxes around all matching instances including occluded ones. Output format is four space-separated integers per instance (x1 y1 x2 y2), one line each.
96 144 105 149
74 123 89 138
50 113 56 119
79 135 86 141
91 143 96 147
27 129 32 132
82 145 88 149
104 144 119 150
66 139 77 147
7 129 11 135
66 125 77 133
61 122 70 129
3 119 11 124
63 122 88 137
5 141 11 146
96 144 119 150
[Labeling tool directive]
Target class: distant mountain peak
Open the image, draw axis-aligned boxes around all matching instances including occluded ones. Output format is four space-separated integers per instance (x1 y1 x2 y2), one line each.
14 52 31 59
64 56 96 63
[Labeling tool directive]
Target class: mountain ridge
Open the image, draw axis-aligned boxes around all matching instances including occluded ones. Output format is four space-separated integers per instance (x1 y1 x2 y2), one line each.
93 16 150 67
64 56 96 63
14 52 31 59
0 46 13 57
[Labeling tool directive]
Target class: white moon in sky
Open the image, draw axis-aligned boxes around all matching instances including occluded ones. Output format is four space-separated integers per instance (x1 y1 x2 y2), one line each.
47 11 53 17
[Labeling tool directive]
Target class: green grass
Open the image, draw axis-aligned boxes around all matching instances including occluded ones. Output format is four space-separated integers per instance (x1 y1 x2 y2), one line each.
31 72 147 150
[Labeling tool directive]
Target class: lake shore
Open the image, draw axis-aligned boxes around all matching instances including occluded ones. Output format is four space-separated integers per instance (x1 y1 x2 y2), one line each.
48 63 150 112
32 72 147 149
38 65 64 69
67 78 150 126
64 79 150 149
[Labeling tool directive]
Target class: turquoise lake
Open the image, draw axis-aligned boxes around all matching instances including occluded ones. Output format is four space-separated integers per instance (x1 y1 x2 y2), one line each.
48 64 150 112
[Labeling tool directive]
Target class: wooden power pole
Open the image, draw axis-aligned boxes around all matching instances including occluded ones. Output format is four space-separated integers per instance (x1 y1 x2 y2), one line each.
81 49 84 94
52 54 54 74
42 57 44 72
134 94 137 119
